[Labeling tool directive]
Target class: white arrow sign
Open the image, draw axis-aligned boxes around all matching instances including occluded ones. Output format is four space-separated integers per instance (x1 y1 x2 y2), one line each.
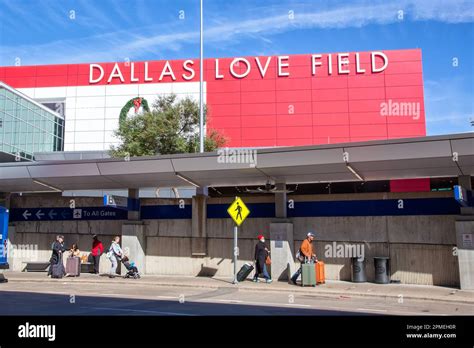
36 210 45 219
48 210 57 219
22 210 31 220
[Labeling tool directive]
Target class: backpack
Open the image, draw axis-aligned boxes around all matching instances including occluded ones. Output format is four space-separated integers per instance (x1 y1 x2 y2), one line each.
295 249 305 262
106 244 113 259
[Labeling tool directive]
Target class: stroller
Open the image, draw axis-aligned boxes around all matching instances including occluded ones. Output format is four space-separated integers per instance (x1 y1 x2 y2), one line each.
121 256 140 279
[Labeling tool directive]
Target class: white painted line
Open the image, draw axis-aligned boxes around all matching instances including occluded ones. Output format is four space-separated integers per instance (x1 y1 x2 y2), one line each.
217 299 244 303
203 299 312 309
81 306 195 316
156 296 178 299
356 308 387 312
285 303 311 307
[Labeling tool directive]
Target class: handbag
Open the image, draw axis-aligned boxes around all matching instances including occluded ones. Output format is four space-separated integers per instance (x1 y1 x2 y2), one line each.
296 249 305 262
265 255 271 265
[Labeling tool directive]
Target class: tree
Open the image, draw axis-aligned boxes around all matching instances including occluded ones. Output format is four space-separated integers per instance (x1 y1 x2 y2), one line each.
110 94 227 158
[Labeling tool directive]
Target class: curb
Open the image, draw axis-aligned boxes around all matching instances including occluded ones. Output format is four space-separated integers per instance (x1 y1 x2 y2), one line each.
3 276 473 305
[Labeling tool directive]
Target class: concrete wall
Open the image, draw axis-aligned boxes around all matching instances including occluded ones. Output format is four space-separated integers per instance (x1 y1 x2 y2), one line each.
4 191 461 287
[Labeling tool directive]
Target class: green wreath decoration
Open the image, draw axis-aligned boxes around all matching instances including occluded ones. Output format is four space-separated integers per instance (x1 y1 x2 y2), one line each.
119 97 150 127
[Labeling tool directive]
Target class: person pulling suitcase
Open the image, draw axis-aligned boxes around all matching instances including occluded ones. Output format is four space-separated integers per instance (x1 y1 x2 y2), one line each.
253 235 272 283
48 235 66 279
291 232 317 285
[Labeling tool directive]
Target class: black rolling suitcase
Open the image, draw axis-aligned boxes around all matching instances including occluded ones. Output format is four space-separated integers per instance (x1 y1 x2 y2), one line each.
237 263 254 282
51 262 64 279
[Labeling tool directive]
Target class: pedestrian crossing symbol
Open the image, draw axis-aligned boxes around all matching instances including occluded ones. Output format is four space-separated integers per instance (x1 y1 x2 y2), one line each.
227 197 250 226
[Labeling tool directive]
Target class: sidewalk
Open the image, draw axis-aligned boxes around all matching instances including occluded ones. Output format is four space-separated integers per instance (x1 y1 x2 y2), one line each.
2 271 473 304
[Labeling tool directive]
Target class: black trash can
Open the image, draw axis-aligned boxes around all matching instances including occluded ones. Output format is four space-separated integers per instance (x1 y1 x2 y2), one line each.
374 257 390 284
351 257 366 283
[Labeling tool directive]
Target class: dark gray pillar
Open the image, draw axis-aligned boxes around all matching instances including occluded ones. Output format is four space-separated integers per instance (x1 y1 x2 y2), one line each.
275 183 287 218
192 191 207 256
128 188 140 220
458 175 472 190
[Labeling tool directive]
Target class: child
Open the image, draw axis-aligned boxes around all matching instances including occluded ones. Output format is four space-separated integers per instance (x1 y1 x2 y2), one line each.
121 256 140 278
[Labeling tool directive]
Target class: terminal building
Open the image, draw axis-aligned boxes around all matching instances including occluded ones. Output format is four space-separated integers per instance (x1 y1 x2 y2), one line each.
0 49 473 289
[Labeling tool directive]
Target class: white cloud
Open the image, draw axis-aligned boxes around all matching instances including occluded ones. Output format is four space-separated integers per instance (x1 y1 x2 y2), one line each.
424 77 474 134
1 0 473 65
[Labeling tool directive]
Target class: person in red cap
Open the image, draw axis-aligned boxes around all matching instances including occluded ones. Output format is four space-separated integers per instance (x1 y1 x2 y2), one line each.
253 234 272 283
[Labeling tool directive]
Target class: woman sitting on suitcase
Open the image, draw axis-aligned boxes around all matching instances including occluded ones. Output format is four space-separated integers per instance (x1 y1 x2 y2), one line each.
253 235 272 283
69 243 81 257
65 243 81 277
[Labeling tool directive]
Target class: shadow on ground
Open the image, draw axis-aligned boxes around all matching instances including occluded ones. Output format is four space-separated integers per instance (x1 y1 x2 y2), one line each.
0 291 369 316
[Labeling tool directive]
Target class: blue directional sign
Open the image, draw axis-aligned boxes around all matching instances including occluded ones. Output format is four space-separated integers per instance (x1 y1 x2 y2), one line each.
10 207 127 221
454 185 473 207
0 206 9 268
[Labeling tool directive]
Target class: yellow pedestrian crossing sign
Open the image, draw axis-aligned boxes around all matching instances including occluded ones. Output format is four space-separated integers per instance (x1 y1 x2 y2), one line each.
227 197 250 226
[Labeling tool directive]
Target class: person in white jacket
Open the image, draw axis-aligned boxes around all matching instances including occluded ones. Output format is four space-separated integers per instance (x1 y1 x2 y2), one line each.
107 236 123 278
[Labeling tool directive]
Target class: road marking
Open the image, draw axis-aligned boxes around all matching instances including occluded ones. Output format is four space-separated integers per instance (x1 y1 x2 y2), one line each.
200 299 312 309
217 299 244 303
80 306 195 316
356 308 387 312
156 296 178 299
285 303 311 307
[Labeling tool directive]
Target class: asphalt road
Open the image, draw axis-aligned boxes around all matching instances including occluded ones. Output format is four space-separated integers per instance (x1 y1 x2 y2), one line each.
0 280 472 316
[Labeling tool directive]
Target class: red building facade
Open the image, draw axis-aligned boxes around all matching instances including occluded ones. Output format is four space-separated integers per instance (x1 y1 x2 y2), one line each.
0 48 425 148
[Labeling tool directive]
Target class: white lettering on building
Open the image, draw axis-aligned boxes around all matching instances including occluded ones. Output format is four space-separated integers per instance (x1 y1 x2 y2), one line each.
255 56 272 78
230 57 251 78
159 61 176 81
144 61 153 82
89 64 104 84
87 51 390 84
337 53 350 74
130 62 139 82
215 58 224 79
277 55 290 77
107 63 125 83
182 59 195 80
371 51 388 73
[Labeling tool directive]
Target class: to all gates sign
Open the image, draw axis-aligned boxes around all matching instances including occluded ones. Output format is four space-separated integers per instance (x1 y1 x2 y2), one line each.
10 207 127 221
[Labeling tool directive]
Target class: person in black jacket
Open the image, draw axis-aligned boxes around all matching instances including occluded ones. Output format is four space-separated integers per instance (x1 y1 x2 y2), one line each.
253 235 272 283
48 235 66 278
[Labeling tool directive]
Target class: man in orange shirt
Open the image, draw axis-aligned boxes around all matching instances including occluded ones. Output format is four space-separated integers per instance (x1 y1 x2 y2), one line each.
290 232 317 285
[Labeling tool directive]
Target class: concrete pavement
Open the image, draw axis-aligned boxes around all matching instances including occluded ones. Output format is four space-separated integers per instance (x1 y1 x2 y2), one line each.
2 271 473 304
0 276 473 316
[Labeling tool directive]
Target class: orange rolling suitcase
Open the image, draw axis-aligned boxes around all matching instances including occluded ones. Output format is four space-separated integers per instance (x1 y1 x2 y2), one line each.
315 261 325 284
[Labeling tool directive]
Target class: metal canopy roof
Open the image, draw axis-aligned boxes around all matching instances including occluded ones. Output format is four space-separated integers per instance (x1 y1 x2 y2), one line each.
0 133 473 193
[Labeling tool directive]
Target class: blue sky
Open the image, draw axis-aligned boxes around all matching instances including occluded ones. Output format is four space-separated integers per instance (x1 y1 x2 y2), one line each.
0 0 473 135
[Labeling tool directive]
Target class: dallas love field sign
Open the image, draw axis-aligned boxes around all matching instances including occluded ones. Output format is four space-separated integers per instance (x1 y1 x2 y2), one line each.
89 51 389 84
